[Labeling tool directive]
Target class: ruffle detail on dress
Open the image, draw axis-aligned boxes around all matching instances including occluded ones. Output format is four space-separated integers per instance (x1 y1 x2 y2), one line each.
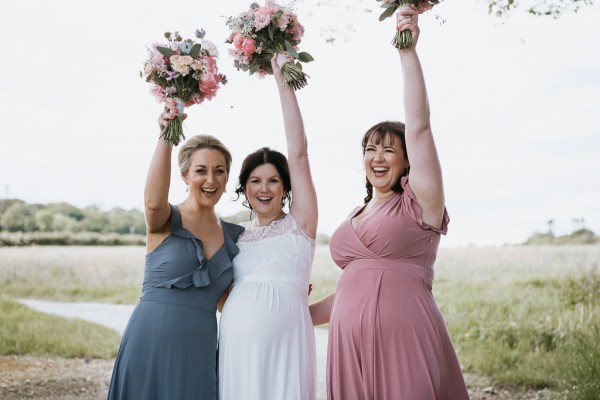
221 220 245 257
400 176 450 235
155 205 244 289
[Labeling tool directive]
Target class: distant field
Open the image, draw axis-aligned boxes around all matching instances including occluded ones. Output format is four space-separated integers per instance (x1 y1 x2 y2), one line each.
0 246 145 304
1 245 599 398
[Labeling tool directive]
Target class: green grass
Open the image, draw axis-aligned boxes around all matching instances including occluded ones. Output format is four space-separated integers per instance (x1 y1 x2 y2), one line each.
0 296 121 358
433 246 600 399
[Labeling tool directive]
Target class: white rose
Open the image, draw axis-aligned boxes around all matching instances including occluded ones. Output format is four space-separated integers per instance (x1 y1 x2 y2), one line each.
170 55 191 76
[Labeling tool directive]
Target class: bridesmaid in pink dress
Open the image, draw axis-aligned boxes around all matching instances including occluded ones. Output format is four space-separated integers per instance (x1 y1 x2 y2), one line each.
309 6 470 400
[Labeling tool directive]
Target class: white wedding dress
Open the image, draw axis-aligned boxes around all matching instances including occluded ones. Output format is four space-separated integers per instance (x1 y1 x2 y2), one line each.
218 213 317 400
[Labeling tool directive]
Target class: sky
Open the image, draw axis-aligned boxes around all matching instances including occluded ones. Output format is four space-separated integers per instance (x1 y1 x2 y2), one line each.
1 0 599 247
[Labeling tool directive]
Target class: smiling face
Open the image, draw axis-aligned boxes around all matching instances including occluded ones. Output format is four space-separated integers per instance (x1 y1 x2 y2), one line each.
183 148 228 208
244 163 286 220
363 132 409 195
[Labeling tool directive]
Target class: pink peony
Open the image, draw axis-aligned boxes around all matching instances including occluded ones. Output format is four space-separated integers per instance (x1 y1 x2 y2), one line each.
241 37 257 57
203 56 219 76
232 33 244 50
199 74 220 100
199 56 222 100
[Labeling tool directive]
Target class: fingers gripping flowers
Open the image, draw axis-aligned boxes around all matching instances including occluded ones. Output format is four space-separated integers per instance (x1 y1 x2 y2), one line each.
141 29 227 146
377 0 441 49
226 1 314 90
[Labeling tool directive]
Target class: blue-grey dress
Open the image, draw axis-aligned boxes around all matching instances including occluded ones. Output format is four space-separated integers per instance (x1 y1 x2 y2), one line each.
107 204 244 400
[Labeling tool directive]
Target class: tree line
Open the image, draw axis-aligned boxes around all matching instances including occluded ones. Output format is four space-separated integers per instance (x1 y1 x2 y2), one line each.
0 199 146 235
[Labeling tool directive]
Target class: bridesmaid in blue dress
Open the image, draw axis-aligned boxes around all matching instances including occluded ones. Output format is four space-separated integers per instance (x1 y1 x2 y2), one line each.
108 99 244 400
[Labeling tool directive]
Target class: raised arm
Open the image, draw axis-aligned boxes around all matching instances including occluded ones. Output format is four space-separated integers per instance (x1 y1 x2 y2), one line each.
271 55 318 238
397 6 445 229
144 99 181 233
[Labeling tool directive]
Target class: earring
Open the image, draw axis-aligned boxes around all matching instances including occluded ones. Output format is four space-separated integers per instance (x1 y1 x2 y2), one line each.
186 185 189 192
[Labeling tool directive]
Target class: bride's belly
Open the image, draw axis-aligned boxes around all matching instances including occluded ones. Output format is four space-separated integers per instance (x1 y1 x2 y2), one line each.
219 279 310 336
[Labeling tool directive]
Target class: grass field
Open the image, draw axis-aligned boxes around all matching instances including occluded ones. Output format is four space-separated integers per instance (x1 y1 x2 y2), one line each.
1 244 599 399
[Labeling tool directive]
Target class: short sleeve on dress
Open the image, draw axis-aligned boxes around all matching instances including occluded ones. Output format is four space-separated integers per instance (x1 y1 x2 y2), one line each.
400 176 450 235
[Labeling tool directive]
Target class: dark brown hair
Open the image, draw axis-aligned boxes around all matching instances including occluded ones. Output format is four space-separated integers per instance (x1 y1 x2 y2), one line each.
362 121 409 204
235 147 292 210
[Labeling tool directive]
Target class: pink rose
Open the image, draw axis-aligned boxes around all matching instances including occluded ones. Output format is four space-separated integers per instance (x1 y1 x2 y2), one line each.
241 37 257 57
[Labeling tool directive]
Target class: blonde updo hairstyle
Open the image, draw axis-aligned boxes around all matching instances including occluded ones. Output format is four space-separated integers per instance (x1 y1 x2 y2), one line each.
177 135 233 178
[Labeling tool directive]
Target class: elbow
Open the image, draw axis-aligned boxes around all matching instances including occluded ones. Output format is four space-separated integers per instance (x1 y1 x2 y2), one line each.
144 199 163 213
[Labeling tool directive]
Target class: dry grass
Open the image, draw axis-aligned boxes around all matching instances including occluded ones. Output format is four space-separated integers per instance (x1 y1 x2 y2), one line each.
1 244 599 399
0 246 145 304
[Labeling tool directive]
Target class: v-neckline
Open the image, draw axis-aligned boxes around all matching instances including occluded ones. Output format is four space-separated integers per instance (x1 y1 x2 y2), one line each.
350 193 397 232
177 207 227 263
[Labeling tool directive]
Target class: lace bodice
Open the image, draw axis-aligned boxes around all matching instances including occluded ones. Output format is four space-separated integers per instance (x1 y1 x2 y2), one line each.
232 214 315 284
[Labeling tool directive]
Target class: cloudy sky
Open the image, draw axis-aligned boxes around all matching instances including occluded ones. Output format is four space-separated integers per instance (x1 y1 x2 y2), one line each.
1 0 599 247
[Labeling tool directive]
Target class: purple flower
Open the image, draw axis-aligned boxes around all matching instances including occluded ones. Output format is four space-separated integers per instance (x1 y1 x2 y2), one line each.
164 69 180 81
195 28 206 39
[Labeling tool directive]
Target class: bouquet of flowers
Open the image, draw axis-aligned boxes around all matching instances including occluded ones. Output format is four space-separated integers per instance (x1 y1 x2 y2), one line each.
226 1 313 90
377 0 440 49
141 29 226 145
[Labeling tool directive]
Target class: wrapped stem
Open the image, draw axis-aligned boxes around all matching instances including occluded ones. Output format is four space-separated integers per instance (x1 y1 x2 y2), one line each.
268 49 309 91
392 0 414 49
160 98 186 146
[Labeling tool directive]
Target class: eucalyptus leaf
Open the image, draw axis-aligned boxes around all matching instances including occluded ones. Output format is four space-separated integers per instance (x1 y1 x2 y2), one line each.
298 52 314 63
381 2 396 8
157 46 175 57
249 64 260 74
268 23 274 41
379 6 397 21
189 44 201 58
285 41 299 58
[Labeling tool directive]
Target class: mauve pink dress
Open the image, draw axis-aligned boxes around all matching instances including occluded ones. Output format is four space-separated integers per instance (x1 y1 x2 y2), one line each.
327 177 469 400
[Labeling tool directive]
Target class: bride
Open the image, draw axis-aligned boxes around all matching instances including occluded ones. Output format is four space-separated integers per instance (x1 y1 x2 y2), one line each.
217 54 318 400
